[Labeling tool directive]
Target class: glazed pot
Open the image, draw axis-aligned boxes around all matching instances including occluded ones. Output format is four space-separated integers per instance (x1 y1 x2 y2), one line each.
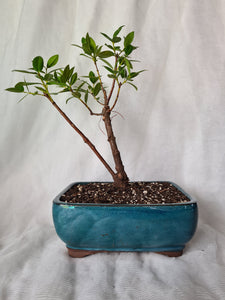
52 181 198 258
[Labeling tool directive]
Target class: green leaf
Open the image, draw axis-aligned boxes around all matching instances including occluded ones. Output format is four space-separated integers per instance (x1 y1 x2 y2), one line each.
44 73 53 81
84 90 89 103
18 94 28 102
86 33 96 53
98 51 114 58
35 73 44 80
13 69 37 74
80 53 92 59
86 33 91 45
128 70 145 79
105 44 114 50
66 96 74 104
81 33 93 55
78 88 87 93
72 91 81 98
124 58 132 74
129 72 138 79
32 56 44 72
93 83 101 96
47 55 59 68
77 82 85 91
112 36 121 43
47 81 65 86
35 86 46 93
71 44 83 49
127 82 138 90
119 68 127 78
101 32 112 42
95 46 103 56
124 45 137 56
89 71 95 79
104 66 115 74
28 67 45 74
48 67 63 74
6 87 23 93
124 31 134 48
6 87 17 92
113 25 124 37
129 59 140 63
59 87 70 93
89 71 98 84
6 83 24 93
107 74 117 79
17 81 41 86
99 58 113 68
118 56 125 65
54 71 59 81
68 67 74 79
70 72 78 85
61 65 70 83
82 43 92 55
89 37 96 52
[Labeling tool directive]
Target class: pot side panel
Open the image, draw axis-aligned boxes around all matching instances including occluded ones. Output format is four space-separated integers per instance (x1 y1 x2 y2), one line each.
52 203 198 252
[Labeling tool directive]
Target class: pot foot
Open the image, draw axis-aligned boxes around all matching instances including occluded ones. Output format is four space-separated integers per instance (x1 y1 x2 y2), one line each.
156 250 183 257
67 247 105 258
67 247 183 258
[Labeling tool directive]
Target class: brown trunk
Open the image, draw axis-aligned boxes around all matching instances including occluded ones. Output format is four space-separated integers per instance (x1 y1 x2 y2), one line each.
44 94 117 181
102 105 129 188
93 59 128 187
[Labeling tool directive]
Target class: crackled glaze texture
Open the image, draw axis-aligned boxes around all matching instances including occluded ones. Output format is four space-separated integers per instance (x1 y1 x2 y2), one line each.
52 182 198 253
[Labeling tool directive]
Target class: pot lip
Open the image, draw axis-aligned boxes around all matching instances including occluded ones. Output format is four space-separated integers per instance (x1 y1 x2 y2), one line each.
53 181 197 207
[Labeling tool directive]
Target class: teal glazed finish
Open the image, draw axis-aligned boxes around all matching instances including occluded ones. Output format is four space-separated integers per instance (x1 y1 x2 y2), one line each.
52 182 198 253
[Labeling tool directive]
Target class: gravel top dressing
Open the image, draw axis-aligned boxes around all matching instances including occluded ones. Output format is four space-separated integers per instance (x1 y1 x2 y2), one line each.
60 182 190 205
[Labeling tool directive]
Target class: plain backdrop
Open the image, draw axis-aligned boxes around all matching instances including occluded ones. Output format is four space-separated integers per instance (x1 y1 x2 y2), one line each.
0 1 225 299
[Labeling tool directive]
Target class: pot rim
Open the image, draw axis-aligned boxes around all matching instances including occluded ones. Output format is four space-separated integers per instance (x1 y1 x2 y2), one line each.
53 181 197 207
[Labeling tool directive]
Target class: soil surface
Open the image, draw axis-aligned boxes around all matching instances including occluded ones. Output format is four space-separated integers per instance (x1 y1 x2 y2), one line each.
60 182 190 205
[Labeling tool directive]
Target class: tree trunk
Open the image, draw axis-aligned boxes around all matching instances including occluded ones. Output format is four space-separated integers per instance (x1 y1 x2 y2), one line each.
102 105 129 188
44 94 118 182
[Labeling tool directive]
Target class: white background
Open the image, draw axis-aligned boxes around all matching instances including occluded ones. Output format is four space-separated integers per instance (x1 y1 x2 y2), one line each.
1 0 225 299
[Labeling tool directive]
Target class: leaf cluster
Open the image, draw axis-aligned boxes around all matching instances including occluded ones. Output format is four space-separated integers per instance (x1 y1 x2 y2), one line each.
6 54 102 105
6 26 145 108
72 25 145 90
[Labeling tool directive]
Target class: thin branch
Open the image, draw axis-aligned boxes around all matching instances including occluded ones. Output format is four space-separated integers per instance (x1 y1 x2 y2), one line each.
89 92 104 106
93 59 108 104
75 79 105 106
110 82 122 112
94 98 104 106
107 79 115 106
107 56 118 105
70 88 103 116
44 93 116 179
77 97 103 116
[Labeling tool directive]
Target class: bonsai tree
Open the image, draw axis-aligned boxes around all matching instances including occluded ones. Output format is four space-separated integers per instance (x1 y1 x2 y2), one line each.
6 26 144 188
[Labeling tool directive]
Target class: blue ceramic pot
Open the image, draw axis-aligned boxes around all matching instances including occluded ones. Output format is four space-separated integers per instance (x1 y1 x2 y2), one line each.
52 182 198 257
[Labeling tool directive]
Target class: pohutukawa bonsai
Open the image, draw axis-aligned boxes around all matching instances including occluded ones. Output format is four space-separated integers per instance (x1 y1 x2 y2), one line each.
7 26 145 189
7 26 198 257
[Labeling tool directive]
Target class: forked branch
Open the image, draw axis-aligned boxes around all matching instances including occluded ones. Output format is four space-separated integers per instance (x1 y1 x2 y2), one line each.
6 26 145 187
44 93 116 180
